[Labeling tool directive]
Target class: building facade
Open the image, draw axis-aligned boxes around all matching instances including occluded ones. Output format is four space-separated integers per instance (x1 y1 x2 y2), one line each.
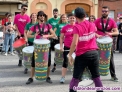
0 0 27 19
98 0 122 22
28 0 98 19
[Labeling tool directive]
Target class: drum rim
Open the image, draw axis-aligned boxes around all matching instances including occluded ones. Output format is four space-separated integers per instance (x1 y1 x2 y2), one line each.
22 46 34 53
34 39 50 44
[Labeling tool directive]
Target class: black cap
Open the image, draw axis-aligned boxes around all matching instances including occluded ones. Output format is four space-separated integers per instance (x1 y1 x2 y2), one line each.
74 7 86 19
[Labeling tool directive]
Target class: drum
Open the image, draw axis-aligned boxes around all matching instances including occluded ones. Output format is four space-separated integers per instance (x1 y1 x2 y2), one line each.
97 36 113 76
54 44 64 65
22 46 34 69
13 38 26 60
34 39 50 81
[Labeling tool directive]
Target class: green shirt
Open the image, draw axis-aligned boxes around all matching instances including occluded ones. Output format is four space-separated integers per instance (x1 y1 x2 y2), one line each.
47 18 60 30
55 23 67 36
25 23 36 43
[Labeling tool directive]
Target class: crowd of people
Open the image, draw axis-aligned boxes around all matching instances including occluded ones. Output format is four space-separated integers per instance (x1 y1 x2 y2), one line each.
0 4 121 92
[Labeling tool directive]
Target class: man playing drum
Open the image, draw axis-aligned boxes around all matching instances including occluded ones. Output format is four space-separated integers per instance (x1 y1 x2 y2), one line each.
95 6 119 82
14 4 30 73
26 11 55 84
67 7 103 92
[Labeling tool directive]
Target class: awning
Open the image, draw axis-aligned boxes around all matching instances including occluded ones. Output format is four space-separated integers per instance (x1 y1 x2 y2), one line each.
0 0 27 4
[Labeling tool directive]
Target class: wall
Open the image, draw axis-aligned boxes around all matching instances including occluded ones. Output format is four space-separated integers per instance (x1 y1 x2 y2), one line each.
98 0 122 21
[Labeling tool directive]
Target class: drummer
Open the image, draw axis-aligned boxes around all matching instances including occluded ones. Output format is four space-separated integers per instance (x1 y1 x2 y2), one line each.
67 7 103 92
14 4 30 67
95 6 119 82
60 13 75 83
23 13 37 74
51 14 68 72
26 11 55 84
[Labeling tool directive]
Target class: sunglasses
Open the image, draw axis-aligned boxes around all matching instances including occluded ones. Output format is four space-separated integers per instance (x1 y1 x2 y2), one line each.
102 10 108 13
23 8 28 11
39 14 45 17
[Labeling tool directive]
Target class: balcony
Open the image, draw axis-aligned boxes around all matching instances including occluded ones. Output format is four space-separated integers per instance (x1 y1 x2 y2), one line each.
0 0 27 4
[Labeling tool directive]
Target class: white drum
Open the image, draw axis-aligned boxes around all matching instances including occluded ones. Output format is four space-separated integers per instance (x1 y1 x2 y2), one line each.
22 46 34 68
54 44 64 65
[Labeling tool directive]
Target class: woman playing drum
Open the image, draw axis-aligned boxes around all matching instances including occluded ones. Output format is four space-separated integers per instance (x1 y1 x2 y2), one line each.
26 11 55 84
67 7 103 92
60 13 75 83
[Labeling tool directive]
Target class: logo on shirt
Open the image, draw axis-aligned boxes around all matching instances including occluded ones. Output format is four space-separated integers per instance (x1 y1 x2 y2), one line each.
66 28 73 32
18 18 26 22
51 22 57 26
79 32 95 41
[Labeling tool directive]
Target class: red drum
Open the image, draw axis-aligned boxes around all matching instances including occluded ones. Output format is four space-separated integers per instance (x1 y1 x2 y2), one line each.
13 38 26 60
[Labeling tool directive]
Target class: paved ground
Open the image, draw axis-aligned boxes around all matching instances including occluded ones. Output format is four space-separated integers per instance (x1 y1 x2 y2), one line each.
0 51 122 92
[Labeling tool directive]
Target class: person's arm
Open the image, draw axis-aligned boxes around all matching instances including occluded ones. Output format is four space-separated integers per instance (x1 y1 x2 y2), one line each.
60 33 64 51
14 24 21 36
47 28 55 38
68 34 79 65
106 20 119 36
27 30 35 38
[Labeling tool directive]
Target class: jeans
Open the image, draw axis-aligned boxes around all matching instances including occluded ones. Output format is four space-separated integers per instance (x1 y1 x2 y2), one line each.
4 33 15 53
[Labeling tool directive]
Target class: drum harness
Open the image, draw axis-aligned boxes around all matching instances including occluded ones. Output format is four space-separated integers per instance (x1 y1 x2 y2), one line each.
97 17 112 33
34 23 50 37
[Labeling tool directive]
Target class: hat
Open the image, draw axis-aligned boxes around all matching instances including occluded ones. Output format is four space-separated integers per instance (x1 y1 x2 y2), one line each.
37 11 47 18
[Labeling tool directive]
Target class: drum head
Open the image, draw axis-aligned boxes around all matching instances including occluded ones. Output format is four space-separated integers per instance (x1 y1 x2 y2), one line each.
78 79 93 87
34 39 50 45
97 36 113 44
22 46 34 53
54 44 64 50
54 44 60 50
13 38 26 48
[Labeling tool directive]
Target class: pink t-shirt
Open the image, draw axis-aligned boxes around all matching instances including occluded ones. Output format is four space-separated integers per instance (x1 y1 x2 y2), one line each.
30 24 52 39
95 18 117 36
61 24 74 48
73 20 98 56
14 14 30 35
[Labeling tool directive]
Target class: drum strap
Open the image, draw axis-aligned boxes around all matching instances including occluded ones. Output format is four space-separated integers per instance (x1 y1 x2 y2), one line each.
97 17 112 33
37 23 45 36
34 23 50 36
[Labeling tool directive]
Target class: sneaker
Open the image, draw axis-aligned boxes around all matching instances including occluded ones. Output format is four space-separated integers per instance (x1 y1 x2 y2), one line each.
24 68 28 74
26 78 33 84
18 60 22 66
111 76 119 82
10 52 15 55
51 67 56 72
4 53 7 56
60 77 65 83
46 77 52 83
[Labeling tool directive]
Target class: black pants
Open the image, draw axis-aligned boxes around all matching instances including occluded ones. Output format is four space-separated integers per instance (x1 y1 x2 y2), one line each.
119 40 122 53
109 48 116 77
62 46 70 68
73 50 100 79
31 47 51 67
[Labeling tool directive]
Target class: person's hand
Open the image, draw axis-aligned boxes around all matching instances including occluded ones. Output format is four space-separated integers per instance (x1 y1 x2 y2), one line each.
105 32 112 36
97 35 103 38
18 32 21 37
60 47 64 52
2 35 5 39
67 54 73 66
34 32 39 38
42 35 49 39
25 37 28 42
